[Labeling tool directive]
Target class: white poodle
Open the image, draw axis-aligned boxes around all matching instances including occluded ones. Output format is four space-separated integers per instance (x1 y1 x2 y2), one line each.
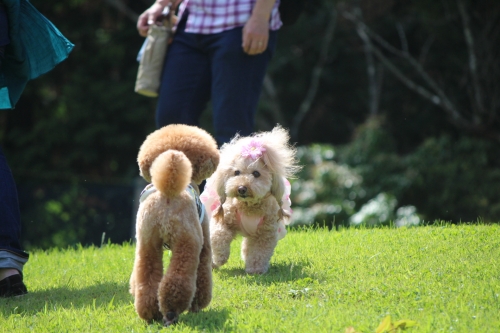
201 125 300 274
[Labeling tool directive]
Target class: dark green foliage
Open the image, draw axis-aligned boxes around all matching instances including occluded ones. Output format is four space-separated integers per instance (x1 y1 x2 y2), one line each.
4 0 157 183
337 117 413 204
0 0 498 248
291 144 366 228
402 136 500 222
291 120 500 228
342 120 500 223
1 0 152 249
18 182 134 250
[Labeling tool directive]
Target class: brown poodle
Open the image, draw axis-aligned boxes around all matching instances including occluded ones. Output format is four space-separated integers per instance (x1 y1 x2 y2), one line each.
201 125 300 274
129 124 219 326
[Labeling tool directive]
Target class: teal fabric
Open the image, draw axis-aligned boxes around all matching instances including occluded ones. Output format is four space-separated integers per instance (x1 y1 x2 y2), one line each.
0 0 74 109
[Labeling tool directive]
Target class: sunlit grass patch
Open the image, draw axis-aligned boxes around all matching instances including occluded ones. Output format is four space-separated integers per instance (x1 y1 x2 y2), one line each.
1 224 499 332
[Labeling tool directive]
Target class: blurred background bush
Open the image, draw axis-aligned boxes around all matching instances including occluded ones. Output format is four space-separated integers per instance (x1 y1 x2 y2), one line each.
1 0 498 249
290 118 500 228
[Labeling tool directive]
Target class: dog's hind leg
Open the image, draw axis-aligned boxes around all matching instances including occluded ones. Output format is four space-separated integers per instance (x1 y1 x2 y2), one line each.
158 233 202 326
130 233 164 322
241 233 278 274
190 219 213 312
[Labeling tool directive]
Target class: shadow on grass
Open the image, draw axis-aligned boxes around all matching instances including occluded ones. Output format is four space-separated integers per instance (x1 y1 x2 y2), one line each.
214 260 313 284
0 281 131 316
181 307 231 331
140 307 231 331
0 282 230 331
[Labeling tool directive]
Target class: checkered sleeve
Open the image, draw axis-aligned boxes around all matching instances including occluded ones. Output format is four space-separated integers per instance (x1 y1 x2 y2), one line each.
181 0 282 34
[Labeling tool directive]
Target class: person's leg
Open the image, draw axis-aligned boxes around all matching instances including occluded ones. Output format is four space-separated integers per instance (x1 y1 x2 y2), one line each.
0 146 28 297
155 12 212 129
206 28 278 146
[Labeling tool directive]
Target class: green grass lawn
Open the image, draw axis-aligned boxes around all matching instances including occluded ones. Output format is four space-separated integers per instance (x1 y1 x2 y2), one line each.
1 224 499 332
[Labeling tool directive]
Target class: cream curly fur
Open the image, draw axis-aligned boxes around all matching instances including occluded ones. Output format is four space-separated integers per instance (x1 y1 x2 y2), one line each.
209 125 300 274
130 124 219 326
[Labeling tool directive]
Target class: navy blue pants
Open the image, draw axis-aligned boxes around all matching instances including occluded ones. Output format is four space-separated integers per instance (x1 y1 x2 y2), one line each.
156 12 277 146
0 147 29 272
0 4 29 272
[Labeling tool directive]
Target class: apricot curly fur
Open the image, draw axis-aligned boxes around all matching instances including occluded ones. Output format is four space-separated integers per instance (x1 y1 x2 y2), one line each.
130 124 219 325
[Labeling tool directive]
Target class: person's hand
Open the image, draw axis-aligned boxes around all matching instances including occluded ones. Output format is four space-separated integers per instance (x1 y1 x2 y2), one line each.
242 14 270 55
137 3 165 37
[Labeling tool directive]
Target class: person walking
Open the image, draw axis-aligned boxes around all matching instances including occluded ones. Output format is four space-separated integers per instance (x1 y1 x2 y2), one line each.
137 0 282 146
0 0 73 297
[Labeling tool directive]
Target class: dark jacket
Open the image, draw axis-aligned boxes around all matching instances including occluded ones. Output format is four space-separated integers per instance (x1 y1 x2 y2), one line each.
0 0 73 109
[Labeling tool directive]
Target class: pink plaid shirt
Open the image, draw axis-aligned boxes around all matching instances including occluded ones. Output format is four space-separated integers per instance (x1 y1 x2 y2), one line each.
177 0 282 34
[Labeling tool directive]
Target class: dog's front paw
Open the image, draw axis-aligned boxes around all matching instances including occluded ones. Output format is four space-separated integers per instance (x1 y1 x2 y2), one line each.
163 311 179 327
245 262 270 275
212 254 229 268
245 268 267 274
137 308 162 323
212 259 226 268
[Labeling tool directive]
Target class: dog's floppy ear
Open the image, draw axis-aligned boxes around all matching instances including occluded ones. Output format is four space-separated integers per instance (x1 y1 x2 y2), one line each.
271 174 285 208
210 168 227 220
271 174 287 221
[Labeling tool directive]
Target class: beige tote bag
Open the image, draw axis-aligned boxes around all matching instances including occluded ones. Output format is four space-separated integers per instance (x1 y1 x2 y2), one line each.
134 7 174 97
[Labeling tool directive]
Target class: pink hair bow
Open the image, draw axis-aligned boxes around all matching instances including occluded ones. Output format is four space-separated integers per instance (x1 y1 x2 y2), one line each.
241 139 266 159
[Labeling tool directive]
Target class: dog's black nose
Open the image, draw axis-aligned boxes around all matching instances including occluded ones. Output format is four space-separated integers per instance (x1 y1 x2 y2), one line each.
164 312 178 326
238 186 247 195
166 312 176 320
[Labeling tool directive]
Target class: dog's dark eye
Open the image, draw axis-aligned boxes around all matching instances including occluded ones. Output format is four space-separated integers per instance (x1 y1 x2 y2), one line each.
252 171 261 178
234 170 240 176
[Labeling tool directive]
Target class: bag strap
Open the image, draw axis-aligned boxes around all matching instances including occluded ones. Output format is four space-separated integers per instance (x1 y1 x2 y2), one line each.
159 4 172 27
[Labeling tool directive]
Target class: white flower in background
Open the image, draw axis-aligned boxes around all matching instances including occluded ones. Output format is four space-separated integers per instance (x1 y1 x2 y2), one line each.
395 206 420 227
349 193 397 226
